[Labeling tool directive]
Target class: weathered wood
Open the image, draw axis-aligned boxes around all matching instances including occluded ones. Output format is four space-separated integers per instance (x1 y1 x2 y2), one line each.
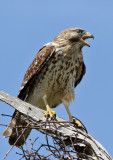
0 91 112 160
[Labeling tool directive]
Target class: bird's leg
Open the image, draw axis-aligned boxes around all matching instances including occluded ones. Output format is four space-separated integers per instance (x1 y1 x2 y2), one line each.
42 95 56 118
64 104 82 127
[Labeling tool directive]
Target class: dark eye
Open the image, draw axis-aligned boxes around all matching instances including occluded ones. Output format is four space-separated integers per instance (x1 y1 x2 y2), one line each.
76 29 83 34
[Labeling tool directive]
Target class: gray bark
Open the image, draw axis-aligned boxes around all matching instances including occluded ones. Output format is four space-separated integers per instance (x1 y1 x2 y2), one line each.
0 91 112 160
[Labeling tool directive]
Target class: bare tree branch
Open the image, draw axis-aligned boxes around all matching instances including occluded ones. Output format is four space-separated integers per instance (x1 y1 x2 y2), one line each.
0 91 112 160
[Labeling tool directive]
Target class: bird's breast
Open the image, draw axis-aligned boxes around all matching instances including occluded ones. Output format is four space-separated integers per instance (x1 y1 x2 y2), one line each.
26 47 83 109
43 48 83 104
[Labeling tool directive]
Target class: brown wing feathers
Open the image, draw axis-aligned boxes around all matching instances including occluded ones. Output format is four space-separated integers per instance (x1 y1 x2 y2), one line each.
3 44 56 147
18 44 55 100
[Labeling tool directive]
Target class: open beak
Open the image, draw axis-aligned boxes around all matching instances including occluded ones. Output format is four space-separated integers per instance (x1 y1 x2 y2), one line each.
81 32 94 47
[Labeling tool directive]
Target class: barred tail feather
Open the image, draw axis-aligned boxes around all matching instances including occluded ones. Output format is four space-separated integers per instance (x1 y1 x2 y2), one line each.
3 119 16 137
3 110 31 147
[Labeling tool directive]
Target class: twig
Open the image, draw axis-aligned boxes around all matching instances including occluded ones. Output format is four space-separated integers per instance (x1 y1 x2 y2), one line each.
0 91 112 160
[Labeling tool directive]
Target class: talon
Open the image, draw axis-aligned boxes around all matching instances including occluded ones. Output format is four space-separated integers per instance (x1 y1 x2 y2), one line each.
42 95 56 119
70 117 82 127
75 120 82 127
44 107 56 118
44 112 49 117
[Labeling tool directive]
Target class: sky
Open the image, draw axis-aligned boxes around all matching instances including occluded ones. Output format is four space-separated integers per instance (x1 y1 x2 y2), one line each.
0 0 113 159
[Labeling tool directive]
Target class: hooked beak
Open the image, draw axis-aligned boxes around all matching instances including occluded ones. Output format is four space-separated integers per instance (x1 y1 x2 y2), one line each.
81 32 94 47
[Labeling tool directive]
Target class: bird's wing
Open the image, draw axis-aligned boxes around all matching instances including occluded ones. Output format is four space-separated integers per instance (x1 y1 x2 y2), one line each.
74 62 86 88
18 43 56 100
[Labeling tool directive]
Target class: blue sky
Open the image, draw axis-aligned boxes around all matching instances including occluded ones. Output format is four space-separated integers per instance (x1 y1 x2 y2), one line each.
0 0 113 159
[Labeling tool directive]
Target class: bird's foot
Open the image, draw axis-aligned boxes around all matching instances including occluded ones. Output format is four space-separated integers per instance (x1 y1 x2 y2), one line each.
70 116 88 133
44 107 56 118
70 117 82 127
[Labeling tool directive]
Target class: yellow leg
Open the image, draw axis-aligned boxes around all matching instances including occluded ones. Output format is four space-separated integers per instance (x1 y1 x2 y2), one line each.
42 95 56 118
65 105 82 127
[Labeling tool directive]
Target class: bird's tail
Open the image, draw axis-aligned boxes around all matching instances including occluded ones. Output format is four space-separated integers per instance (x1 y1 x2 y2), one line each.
3 110 31 147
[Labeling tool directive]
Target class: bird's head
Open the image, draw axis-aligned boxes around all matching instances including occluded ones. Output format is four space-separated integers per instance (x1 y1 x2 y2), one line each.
53 28 94 48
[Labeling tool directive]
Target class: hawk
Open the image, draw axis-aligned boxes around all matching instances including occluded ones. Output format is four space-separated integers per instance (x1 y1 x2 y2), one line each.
3 28 94 147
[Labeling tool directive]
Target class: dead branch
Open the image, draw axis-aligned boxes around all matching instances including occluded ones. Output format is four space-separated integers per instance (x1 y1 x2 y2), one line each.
0 91 112 160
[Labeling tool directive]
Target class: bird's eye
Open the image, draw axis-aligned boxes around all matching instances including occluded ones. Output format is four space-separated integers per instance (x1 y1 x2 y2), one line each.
76 29 83 34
